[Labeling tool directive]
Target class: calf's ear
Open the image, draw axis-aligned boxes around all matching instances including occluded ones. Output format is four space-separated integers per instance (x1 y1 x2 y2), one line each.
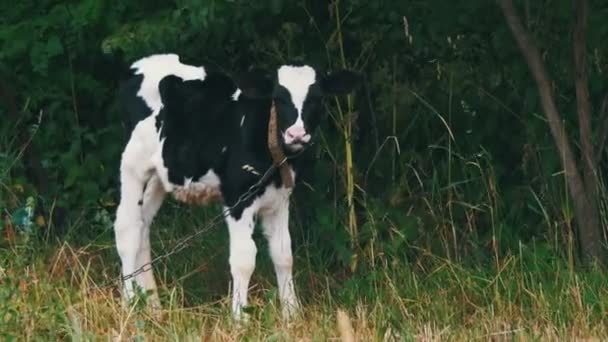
320 70 360 95
159 75 185 107
159 75 208 111
235 70 273 99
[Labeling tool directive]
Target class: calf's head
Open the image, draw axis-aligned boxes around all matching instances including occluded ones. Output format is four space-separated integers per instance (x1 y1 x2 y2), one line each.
239 65 360 152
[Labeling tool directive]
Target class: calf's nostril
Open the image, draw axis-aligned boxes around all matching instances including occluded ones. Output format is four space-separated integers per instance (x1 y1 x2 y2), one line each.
286 127 306 141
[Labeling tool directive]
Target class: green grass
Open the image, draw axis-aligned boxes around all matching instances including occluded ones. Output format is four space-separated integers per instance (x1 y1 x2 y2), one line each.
1 214 607 341
1 137 606 340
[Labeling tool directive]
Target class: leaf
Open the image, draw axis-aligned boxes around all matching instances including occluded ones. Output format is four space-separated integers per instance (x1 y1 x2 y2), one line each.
46 35 64 58
270 0 282 15
83 132 97 145
64 166 83 189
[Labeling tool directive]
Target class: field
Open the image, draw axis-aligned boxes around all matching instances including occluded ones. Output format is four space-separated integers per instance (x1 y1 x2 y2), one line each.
1 208 607 341
3 0 608 340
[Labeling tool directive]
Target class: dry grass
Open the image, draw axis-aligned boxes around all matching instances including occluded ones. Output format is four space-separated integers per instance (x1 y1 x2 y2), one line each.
1 241 607 341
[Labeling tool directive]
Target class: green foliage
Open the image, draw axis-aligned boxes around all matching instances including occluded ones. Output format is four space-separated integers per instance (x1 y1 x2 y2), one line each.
0 240 607 339
1 0 607 274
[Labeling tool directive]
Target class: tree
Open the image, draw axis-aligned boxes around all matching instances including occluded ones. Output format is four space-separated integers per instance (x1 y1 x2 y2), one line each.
498 0 605 264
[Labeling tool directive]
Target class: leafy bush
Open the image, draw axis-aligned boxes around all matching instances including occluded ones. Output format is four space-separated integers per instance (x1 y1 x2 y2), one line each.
0 0 606 265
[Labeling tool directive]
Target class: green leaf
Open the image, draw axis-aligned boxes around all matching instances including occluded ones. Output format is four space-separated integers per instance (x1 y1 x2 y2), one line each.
46 36 64 58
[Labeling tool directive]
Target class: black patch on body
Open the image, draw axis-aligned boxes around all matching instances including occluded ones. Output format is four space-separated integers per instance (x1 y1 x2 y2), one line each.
117 73 153 137
119 60 359 220
155 73 283 219
156 72 240 186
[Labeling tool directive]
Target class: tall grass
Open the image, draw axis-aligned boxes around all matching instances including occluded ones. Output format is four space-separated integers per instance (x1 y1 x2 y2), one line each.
2 16 607 340
1 234 607 340
3 96 607 342
331 0 360 271
2 176 607 341
2 153 608 340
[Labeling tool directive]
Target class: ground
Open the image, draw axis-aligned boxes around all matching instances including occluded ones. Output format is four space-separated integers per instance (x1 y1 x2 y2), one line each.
1 207 607 340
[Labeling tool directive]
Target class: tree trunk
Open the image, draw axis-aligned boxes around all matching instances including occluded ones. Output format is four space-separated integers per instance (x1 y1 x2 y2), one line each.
573 0 603 264
497 0 605 264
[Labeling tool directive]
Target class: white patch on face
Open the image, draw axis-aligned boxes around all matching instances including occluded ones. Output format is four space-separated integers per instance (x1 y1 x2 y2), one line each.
131 54 206 112
240 115 245 127
277 65 316 127
285 142 303 152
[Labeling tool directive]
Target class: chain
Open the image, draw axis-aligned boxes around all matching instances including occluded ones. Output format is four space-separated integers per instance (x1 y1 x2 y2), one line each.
115 145 309 286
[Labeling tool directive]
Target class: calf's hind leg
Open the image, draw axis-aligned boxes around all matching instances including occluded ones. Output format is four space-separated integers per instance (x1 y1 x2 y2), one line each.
114 168 146 301
114 141 157 304
135 174 166 308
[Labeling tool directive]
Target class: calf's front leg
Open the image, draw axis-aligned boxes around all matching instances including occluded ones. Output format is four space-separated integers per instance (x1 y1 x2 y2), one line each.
225 207 257 320
261 199 300 319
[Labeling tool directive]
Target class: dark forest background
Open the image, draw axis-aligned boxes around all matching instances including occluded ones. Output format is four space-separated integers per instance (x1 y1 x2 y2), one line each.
1 1 608 337
0 0 608 340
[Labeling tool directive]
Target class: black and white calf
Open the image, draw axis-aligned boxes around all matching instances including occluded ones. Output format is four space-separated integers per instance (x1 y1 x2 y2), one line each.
114 53 358 319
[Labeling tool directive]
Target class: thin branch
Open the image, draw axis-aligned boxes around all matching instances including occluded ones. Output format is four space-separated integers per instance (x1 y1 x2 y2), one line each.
498 0 582 194
498 0 604 263
596 93 608 162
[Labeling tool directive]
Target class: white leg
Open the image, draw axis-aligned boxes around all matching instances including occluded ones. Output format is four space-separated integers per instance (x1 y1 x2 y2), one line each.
261 200 300 319
137 174 166 307
226 207 257 320
114 164 147 300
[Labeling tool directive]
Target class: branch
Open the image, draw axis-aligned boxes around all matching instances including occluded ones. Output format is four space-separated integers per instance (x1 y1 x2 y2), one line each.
596 93 608 162
497 0 583 193
497 0 605 262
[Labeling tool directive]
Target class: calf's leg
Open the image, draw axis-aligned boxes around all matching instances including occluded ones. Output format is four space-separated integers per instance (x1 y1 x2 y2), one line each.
261 200 300 319
114 167 147 301
225 207 257 320
114 135 158 305
136 174 166 307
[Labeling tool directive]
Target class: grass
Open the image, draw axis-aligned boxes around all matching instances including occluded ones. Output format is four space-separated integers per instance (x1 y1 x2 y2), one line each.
1 83 607 339
1 214 607 341
2 137 607 340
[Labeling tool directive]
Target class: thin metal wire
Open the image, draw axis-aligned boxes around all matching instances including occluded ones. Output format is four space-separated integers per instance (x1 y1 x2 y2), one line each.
115 145 309 286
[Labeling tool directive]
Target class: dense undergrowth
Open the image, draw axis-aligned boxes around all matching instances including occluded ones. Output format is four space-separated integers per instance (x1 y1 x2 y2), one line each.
2 0 608 339
1 220 607 340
